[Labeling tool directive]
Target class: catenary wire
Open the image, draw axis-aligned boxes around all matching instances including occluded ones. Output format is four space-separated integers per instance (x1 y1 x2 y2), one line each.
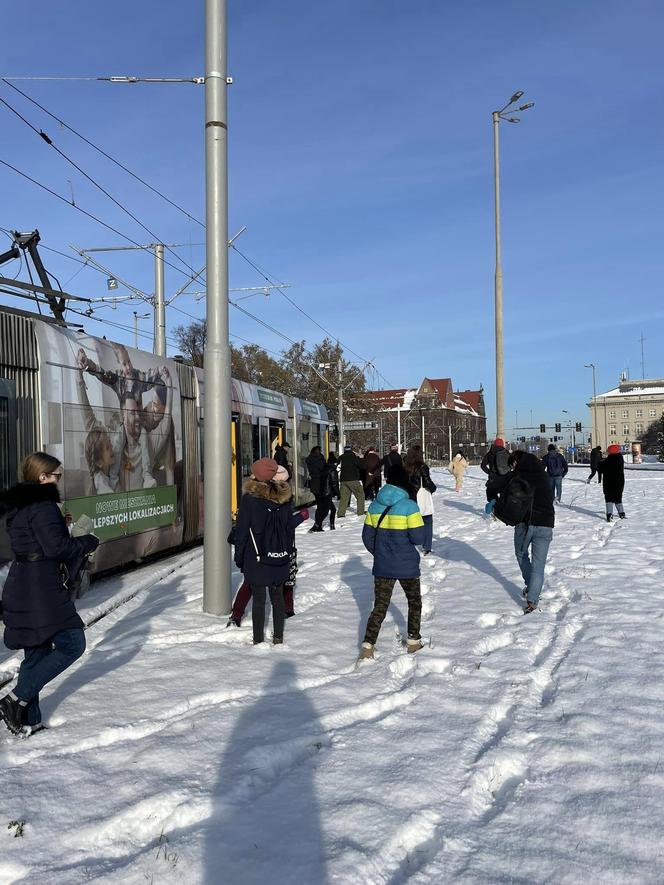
0 158 204 284
1 79 205 229
0 94 199 281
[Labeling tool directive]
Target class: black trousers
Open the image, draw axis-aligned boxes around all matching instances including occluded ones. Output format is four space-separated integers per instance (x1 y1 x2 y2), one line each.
251 584 285 643
314 493 336 528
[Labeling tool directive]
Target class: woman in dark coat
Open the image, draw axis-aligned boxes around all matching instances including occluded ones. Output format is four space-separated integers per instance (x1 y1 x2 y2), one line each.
234 458 308 644
403 445 436 555
0 452 99 736
363 448 382 501
600 444 626 522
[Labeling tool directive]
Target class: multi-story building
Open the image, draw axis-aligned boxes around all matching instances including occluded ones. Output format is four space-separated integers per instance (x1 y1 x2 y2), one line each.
589 377 664 450
347 377 487 461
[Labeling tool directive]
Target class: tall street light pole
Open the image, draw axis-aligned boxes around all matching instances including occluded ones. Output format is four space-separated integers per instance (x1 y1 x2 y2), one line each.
585 362 597 446
203 0 232 616
491 91 535 440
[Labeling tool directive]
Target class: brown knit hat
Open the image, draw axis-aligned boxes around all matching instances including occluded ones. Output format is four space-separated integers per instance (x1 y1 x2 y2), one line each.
251 458 279 482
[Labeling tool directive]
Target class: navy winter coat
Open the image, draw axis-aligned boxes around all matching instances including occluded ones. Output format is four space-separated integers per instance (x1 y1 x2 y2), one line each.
0 483 99 650
234 478 305 586
542 451 568 478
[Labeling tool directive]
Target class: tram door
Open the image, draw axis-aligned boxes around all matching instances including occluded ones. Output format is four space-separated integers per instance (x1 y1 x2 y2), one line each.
258 417 270 459
0 378 17 492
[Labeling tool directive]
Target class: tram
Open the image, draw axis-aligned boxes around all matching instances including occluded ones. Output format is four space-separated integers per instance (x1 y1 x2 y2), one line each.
0 306 329 575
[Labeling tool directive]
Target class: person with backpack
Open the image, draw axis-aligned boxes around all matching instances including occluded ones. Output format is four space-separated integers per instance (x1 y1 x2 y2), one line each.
541 444 568 504
0 452 99 736
587 445 603 484
403 445 437 555
490 450 555 614
233 458 309 645
600 444 626 522
480 438 511 501
305 446 336 532
358 464 426 659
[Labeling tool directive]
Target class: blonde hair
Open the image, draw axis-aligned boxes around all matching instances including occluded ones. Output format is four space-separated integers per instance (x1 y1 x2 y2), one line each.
21 451 61 483
85 427 111 475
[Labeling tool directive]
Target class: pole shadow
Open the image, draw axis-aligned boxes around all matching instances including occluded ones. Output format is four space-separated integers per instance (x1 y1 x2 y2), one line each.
440 537 524 605
203 659 327 884
341 554 406 645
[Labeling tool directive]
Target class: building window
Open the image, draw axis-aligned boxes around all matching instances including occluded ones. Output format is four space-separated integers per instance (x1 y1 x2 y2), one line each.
609 424 616 435
635 423 643 434
608 410 616 419
622 424 630 436
635 409 642 418
622 409 629 419
650 409 657 418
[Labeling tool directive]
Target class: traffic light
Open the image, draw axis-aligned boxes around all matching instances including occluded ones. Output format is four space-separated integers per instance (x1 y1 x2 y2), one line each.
575 422 582 432
555 423 561 433
539 424 546 433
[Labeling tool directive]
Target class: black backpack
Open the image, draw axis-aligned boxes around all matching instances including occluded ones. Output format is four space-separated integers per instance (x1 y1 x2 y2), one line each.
493 474 534 526
249 505 292 567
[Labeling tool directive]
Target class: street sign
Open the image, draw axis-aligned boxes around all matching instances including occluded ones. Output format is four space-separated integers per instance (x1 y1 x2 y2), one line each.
344 421 378 430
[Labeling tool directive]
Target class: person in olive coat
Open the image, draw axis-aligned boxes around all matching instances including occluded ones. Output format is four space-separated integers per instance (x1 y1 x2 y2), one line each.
0 453 99 736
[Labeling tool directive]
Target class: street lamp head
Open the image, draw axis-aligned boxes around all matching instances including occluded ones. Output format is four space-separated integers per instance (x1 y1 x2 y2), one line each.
518 102 535 111
506 117 521 123
584 363 595 369
510 91 524 103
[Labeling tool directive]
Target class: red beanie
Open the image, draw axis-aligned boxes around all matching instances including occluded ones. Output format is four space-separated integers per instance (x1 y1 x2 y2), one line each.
251 458 279 482
494 438 505 447
607 444 621 455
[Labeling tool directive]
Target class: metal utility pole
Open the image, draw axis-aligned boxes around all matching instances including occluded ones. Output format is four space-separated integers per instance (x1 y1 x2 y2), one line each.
584 363 597 445
491 91 535 440
203 0 232 616
421 413 425 460
639 333 646 379
397 404 401 451
154 243 166 356
337 357 345 453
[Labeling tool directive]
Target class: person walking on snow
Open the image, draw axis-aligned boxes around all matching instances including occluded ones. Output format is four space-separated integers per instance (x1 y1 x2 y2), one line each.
363 447 382 501
542 444 568 503
337 445 366 518
403 444 437 555
381 443 402 477
305 446 337 532
233 458 308 644
359 464 426 659
600 444 626 522
497 450 555 614
273 441 292 480
587 445 602 484
0 453 99 736
480 437 511 501
450 450 469 492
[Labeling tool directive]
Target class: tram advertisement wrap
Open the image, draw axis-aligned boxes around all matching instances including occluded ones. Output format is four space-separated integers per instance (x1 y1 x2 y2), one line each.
64 487 177 542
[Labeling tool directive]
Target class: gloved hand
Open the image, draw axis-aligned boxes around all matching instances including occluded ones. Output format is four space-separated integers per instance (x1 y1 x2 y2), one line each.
300 508 310 521
484 499 496 515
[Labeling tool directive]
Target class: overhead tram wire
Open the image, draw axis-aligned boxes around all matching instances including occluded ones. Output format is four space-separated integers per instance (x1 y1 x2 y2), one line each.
1 79 205 229
0 95 200 282
0 158 205 284
229 243 395 389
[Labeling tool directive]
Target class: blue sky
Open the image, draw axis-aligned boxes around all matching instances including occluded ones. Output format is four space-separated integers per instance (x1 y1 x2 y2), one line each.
2 0 663 438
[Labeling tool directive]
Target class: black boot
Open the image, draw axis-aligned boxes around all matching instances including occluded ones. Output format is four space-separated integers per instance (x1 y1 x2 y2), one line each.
308 524 324 533
619 512 627 519
606 513 613 522
0 694 24 735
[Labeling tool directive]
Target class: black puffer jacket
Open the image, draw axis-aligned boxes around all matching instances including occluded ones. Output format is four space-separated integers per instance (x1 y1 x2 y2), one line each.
513 453 555 528
600 453 625 503
305 451 327 495
0 483 99 649
234 479 305 585
590 446 602 470
481 445 510 476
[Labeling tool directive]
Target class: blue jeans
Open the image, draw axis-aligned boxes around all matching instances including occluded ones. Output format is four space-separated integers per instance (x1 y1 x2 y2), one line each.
422 515 433 552
514 524 553 606
548 475 563 502
14 628 86 725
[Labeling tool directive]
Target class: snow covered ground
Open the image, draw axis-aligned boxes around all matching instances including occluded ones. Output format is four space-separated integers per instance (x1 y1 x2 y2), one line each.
2 466 664 884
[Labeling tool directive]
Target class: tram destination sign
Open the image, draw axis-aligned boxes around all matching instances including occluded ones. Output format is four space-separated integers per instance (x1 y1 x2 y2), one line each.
344 420 378 430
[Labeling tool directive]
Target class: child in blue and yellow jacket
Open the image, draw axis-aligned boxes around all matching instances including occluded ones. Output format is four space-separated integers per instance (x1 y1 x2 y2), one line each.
359 465 425 659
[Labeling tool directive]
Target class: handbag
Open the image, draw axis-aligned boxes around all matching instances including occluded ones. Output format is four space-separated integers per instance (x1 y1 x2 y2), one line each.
417 486 434 516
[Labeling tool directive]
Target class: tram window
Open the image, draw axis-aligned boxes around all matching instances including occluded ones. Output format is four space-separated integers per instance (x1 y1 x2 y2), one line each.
241 422 253 476
260 424 270 459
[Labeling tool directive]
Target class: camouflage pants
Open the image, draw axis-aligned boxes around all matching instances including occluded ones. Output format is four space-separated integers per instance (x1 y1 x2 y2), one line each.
363 577 421 646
